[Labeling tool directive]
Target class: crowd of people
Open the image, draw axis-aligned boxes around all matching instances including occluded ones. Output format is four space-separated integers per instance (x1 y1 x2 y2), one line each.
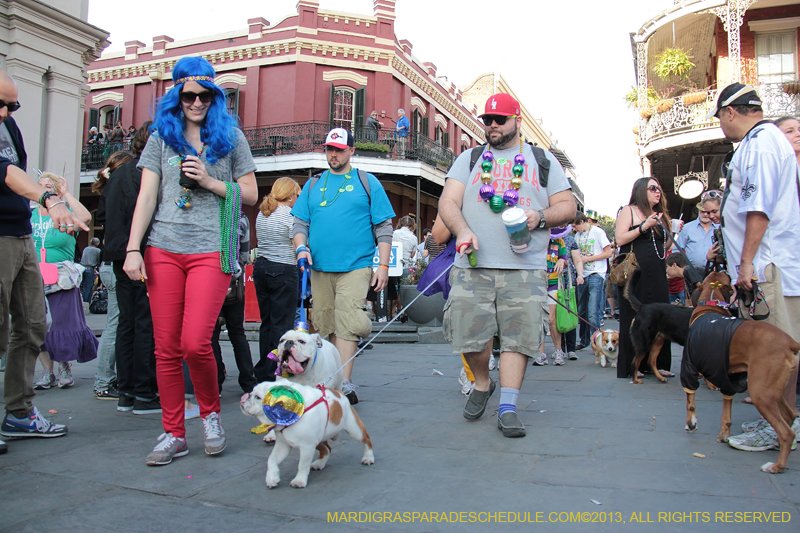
1 65 797 466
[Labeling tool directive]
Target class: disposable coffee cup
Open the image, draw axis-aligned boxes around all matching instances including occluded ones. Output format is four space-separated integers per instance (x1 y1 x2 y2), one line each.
671 219 681 233
501 207 532 253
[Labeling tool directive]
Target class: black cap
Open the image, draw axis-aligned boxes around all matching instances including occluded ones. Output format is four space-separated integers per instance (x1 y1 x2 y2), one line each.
707 83 762 119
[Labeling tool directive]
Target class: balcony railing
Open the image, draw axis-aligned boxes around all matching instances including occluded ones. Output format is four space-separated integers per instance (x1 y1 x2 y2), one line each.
638 82 800 146
80 121 457 172
80 140 132 172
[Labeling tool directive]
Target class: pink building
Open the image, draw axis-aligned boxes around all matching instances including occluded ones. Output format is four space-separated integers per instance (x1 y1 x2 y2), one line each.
80 0 580 242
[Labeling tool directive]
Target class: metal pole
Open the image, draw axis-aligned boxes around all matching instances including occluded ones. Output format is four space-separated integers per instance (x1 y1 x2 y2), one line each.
416 177 421 240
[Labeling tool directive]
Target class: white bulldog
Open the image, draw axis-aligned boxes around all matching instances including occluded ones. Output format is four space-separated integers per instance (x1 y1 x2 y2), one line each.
277 330 343 391
240 379 374 489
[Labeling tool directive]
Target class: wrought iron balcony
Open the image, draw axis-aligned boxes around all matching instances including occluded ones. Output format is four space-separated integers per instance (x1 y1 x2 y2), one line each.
638 82 800 146
80 122 457 172
80 140 132 172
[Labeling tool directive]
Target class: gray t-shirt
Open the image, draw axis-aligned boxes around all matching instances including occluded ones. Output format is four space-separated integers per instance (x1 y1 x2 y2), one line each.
0 122 19 165
138 129 256 254
445 144 570 270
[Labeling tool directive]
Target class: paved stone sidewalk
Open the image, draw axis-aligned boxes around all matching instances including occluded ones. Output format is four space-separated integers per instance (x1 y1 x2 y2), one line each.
1 319 798 532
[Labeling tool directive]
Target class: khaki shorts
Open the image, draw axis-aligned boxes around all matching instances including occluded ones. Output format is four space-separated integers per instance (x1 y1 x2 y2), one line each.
747 263 800 343
443 267 547 358
310 268 373 341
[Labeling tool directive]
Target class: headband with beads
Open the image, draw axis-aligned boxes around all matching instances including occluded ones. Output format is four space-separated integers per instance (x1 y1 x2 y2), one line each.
175 75 215 85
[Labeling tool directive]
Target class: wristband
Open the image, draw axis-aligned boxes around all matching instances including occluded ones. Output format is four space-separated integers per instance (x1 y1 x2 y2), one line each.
295 245 308 256
378 264 389 270
638 225 645 235
46 200 66 210
126 250 141 254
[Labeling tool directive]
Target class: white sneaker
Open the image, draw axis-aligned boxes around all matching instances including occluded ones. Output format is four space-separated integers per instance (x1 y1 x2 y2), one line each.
567 351 578 360
57 363 74 388
552 350 565 366
488 354 497 371
458 367 474 396
532 353 548 366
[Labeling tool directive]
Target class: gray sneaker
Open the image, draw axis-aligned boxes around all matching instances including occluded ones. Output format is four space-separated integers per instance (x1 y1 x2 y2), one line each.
57 363 74 388
567 351 578 360
202 412 226 455
497 411 526 438
34 370 56 390
145 433 188 466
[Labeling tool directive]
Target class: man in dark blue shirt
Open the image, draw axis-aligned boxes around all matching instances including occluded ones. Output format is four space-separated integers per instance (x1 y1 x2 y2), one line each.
0 70 87 452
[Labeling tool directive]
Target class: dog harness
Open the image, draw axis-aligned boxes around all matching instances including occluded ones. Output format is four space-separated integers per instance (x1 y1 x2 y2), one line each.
681 313 747 397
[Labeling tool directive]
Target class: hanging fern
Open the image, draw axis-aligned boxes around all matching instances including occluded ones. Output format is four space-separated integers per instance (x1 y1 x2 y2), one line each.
653 47 696 80
624 84 658 108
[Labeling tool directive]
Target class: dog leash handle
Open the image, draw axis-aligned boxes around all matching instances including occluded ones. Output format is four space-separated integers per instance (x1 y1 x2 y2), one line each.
298 257 309 323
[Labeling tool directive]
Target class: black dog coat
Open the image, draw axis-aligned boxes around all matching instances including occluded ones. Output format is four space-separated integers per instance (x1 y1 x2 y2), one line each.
681 313 747 396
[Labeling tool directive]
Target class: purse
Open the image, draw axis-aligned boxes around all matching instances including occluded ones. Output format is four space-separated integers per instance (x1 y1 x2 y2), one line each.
556 266 578 333
609 252 638 287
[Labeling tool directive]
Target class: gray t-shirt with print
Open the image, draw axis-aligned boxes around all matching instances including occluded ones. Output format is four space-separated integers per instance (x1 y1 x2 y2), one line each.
138 129 256 255
445 144 570 270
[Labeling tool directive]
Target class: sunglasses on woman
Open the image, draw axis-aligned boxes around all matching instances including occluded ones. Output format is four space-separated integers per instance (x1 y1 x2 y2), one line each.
647 185 661 192
702 190 723 200
0 100 21 112
480 115 517 127
179 91 213 105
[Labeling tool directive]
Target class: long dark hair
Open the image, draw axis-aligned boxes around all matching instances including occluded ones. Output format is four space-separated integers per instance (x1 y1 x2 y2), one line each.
628 177 672 229
132 120 153 156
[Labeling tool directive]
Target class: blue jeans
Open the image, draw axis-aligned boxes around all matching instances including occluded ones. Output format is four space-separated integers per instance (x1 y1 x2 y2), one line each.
577 273 604 347
81 267 96 302
93 263 118 390
669 290 685 305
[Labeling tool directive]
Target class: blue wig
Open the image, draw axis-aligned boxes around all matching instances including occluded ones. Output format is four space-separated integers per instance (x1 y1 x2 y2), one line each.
152 56 238 165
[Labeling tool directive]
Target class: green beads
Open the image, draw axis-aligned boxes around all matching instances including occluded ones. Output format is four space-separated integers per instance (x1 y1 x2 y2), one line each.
481 160 493 172
512 164 524 176
489 195 505 212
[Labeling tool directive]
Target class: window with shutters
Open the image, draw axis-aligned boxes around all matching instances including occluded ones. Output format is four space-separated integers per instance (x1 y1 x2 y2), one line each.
756 31 796 83
331 87 355 130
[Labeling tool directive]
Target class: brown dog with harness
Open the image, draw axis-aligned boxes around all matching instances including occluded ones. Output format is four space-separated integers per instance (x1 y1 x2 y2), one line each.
681 272 799 473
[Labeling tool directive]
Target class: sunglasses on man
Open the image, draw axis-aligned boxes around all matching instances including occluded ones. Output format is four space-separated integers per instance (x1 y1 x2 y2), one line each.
179 91 213 105
481 114 517 127
0 100 21 112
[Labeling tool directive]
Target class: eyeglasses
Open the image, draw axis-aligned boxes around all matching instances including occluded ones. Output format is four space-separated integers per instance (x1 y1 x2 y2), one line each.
481 115 517 127
0 100 21 112
702 190 723 200
179 91 213 105
647 185 661 193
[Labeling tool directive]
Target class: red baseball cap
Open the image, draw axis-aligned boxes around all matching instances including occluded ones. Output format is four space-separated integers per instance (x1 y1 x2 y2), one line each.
479 93 521 118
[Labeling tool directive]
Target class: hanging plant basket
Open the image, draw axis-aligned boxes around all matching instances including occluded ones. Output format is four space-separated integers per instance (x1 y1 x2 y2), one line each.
640 107 654 119
632 125 640 135
655 99 674 113
781 81 800 95
681 91 708 106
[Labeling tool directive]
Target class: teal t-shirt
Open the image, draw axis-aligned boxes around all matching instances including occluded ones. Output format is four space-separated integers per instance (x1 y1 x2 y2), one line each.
291 168 395 272
31 207 76 263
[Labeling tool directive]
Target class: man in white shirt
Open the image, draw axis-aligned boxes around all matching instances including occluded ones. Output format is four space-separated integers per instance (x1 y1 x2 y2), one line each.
708 83 800 451
572 213 612 350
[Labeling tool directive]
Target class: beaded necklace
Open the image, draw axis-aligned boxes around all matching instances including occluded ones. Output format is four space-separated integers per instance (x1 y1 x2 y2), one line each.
175 143 206 209
651 225 667 260
219 181 242 274
478 138 525 212
318 168 353 207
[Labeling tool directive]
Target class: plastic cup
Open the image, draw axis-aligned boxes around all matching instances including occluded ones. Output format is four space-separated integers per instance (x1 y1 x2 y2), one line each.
671 219 682 233
501 207 532 253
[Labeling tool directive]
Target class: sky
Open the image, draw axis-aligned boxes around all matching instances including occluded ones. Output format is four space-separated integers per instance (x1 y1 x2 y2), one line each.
87 0 675 218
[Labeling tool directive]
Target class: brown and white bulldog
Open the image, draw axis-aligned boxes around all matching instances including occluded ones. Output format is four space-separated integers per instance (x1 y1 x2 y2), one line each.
591 329 620 368
240 379 374 489
276 330 343 390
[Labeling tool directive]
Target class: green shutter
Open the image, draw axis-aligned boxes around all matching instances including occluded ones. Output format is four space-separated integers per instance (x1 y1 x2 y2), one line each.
113 104 121 124
421 116 429 138
443 132 449 148
89 108 99 130
354 87 365 128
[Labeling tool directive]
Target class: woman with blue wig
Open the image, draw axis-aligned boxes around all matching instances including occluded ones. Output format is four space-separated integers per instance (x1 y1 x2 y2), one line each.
123 56 258 466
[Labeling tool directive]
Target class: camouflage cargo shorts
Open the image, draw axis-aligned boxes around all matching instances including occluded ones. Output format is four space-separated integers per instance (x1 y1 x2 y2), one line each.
443 267 548 358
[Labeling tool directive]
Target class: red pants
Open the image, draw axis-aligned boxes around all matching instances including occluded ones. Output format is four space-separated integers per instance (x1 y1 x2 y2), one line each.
145 247 230 438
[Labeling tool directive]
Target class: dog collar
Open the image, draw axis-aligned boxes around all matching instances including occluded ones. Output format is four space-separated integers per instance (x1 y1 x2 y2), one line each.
697 299 730 308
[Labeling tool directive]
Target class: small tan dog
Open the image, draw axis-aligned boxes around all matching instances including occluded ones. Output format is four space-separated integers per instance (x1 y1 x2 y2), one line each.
241 379 374 489
591 329 620 368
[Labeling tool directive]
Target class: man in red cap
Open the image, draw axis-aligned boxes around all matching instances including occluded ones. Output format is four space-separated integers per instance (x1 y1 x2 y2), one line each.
291 127 395 404
439 93 576 437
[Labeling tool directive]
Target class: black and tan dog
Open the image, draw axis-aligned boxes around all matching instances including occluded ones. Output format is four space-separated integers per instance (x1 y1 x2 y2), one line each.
625 268 700 384
682 271 800 474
